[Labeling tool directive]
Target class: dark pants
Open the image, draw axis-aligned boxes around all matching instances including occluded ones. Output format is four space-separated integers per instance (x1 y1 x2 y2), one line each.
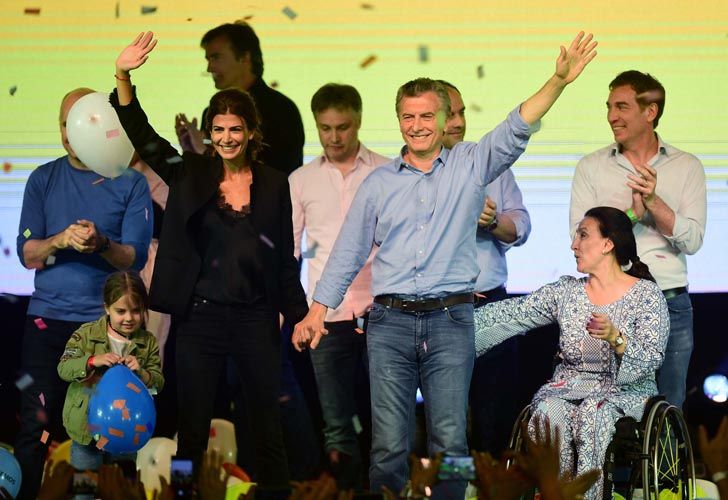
15 315 84 500
469 287 520 457
310 319 369 488
175 299 289 489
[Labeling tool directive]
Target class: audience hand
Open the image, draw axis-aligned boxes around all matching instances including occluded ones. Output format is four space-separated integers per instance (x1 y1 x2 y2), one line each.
198 449 229 500
97 464 146 500
408 453 441 497
116 31 157 74
37 460 74 500
472 451 531 500
151 475 175 500
175 114 207 154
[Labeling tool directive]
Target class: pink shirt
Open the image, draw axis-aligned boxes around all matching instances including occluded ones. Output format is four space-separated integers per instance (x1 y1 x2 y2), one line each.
289 144 389 322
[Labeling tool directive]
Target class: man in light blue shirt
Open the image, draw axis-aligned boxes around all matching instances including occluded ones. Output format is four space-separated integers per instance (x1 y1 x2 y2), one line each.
440 80 532 458
293 32 598 495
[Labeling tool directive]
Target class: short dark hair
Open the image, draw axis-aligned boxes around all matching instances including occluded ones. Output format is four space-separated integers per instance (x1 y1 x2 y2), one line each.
205 89 264 164
584 206 655 282
310 83 362 118
201 22 264 78
395 78 451 116
104 271 149 313
609 70 665 129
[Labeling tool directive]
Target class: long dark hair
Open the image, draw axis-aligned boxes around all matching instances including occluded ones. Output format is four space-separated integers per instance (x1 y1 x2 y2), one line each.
103 271 149 313
584 206 656 282
205 88 264 164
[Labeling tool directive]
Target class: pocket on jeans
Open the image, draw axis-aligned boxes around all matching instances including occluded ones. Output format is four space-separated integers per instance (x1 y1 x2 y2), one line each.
445 303 474 326
367 303 388 323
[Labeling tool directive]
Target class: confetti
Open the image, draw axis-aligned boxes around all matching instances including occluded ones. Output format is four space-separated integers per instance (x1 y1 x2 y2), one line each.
209 427 217 438
9 86 17 96
39 392 45 406
96 436 109 449
3 162 11 173
165 156 183 164
269 81 279 89
359 55 377 69
477 65 484 79
259 234 275 249
45 255 56 266
34 318 48 330
15 374 34 391
106 129 120 139
126 382 141 393
418 45 429 63
361 3 374 9
281 6 297 19
141 5 157 14
24 7 41 15
352 414 362 434
108 427 124 437
134 424 147 432
243 15 253 20
133 434 140 445
92 178 105 185
3 247 9 257
121 408 130 421
115 1 119 18
40 430 50 443
186 17 192 21
470 102 483 113
112 399 126 409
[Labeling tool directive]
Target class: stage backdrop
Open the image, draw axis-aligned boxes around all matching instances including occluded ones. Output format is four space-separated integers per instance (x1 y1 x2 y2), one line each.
1 0 726 294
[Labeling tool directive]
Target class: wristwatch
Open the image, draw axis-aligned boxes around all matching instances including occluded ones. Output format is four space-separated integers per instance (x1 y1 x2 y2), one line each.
615 332 624 346
486 216 499 232
96 234 111 253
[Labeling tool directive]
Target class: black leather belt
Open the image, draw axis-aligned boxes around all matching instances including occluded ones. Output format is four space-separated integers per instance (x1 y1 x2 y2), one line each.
662 287 688 300
374 292 473 312
474 285 506 305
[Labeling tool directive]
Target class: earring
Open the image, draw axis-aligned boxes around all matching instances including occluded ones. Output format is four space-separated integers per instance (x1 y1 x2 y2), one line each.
601 250 607 255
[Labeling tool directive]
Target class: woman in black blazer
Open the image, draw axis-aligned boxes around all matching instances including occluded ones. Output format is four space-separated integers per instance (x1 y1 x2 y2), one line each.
112 32 308 490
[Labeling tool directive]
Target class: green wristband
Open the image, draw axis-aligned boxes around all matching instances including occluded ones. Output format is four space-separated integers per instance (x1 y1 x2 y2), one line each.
625 208 639 224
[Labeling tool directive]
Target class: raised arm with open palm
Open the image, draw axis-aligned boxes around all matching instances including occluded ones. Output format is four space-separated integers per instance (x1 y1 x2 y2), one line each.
115 31 157 106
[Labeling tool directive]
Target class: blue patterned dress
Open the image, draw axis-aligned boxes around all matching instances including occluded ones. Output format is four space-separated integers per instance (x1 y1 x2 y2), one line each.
474 276 669 499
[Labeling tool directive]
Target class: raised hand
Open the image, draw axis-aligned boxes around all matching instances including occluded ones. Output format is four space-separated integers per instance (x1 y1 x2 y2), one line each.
478 197 498 228
116 31 158 74
175 113 207 154
555 31 598 85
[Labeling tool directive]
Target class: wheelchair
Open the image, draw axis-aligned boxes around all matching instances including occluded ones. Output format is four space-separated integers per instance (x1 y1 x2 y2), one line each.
506 396 696 499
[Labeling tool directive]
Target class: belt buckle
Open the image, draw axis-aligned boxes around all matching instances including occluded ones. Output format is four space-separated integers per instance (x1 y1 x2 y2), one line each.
401 300 413 311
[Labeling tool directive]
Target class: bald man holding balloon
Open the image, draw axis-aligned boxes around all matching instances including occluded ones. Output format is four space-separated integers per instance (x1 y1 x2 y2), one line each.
14 88 152 500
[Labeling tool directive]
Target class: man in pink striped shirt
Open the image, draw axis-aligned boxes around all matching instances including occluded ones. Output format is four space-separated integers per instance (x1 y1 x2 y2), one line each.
289 83 389 488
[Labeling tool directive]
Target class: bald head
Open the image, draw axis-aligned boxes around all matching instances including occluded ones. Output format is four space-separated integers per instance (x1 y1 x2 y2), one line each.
59 87 95 168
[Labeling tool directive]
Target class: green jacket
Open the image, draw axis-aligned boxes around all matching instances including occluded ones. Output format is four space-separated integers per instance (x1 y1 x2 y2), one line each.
57 316 164 445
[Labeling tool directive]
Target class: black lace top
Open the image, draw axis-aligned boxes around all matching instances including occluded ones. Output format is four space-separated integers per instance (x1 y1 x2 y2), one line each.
191 191 266 305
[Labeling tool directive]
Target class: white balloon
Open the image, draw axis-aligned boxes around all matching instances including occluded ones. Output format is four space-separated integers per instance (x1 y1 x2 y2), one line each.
66 92 134 178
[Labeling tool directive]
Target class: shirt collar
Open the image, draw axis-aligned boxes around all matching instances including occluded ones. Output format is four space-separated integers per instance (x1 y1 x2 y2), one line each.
610 133 668 157
316 143 367 169
396 145 448 172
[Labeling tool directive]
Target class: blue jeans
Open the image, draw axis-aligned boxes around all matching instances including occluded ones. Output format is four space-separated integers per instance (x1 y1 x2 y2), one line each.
310 321 368 456
657 292 693 408
70 441 136 471
367 302 474 496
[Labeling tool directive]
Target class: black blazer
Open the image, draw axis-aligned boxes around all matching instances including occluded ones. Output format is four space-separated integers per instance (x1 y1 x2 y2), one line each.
110 89 308 323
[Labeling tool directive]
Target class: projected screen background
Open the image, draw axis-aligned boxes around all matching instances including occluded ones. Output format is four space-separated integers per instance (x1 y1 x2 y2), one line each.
1 0 727 294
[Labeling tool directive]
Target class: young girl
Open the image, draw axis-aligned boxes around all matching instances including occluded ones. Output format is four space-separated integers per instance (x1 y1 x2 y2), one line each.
58 271 164 470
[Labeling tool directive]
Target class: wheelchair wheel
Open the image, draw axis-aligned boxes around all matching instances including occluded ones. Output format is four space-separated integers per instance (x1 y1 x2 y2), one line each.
637 401 696 499
505 404 532 469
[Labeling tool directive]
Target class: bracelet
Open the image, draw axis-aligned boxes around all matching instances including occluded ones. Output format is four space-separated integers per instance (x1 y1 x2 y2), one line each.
114 73 131 81
95 235 111 253
713 470 728 483
625 208 639 224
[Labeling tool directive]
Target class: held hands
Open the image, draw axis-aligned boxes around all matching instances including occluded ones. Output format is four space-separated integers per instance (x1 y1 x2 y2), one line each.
554 31 598 85
292 302 329 352
116 31 157 75
121 354 140 371
92 352 122 368
586 313 623 349
478 197 498 228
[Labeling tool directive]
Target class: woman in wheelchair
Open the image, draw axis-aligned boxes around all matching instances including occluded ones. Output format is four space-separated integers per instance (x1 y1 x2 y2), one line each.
474 206 669 499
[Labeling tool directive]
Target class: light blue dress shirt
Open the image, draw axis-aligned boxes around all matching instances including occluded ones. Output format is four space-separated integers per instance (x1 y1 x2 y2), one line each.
313 107 532 309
